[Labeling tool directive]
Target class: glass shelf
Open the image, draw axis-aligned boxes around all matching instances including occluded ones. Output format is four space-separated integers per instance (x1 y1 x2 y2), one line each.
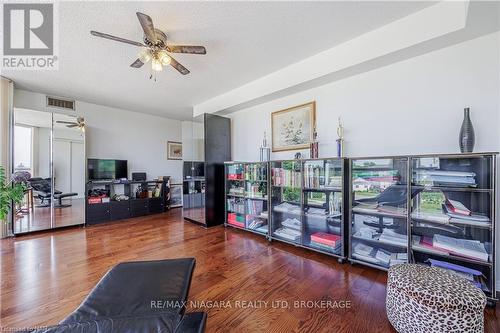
409 154 495 298
349 156 409 269
225 162 269 236
301 159 344 256
270 160 302 245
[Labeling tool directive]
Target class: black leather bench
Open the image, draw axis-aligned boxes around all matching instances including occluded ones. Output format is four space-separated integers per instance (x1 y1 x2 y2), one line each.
18 258 206 333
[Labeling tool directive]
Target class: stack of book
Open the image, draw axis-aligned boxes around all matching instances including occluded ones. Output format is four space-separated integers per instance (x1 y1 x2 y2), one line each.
274 218 301 242
274 227 301 242
413 234 489 262
228 186 245 196
310 232 341 253
379 229 407 247
389 253 407 266
227 213 245 228
303 164 325 188
245 164 267 181
227 164 244 179
375 249 392 267
273 202 301 215
227 198 245 214
247 217 267 231
281 217 301 230
443 198 491 227
271 167 301 187
413 169 476 187
352 243 378 264
246 199 264 216
246 181 266 198
427 259 486 291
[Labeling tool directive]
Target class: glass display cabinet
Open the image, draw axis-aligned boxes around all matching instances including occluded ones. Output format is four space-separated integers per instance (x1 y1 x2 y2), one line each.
301 158 345 260
224 162 269 236
409 153 496 304
348 156 410 270
270 160 302 245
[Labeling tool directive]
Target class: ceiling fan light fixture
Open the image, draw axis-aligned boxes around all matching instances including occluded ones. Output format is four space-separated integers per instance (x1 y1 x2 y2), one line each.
158 51 171 66
138 49 152 63
152 59 163 71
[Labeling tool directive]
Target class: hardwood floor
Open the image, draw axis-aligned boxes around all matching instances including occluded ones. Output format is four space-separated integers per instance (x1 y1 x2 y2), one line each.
1 209 498 332
13 198 85 234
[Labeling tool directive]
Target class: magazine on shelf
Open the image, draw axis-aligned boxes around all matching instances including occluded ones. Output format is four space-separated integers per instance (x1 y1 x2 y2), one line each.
273 202 301 214
375 249 391 266
444 198 471 216
433 234 489 262
274 227 301 241
281 218 302 231
379 229 407 247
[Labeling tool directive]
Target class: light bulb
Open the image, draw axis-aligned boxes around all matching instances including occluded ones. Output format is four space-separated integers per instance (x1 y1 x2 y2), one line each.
138 49 151 63
152 59 163 71
158 51 171 65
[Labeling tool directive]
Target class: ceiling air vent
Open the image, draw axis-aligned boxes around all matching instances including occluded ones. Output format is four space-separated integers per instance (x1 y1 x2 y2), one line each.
46 96 75 110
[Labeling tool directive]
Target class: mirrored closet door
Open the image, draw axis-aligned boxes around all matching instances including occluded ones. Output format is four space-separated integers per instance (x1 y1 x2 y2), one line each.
12 109 86 234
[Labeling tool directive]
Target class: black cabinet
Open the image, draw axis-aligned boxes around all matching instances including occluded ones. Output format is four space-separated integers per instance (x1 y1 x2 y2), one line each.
86 178 170 224
149 197 164 214
110 201 130 221
86 203 111 225
130 199 149 217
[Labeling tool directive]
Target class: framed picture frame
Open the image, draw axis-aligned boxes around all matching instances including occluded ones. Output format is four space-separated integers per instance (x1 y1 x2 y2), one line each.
169 183 183 208
167 141 183 160
271 101 316 152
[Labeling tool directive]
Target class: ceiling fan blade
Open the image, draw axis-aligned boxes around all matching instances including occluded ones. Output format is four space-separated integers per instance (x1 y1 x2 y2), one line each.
67 124 78 128
90 31 144 47
56 121 77 125
169 56 190 75
136 12 156 41
130 58 144 68
166 45 206 54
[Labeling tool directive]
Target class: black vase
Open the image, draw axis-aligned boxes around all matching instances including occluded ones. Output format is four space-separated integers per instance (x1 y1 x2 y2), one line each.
459 107 475 153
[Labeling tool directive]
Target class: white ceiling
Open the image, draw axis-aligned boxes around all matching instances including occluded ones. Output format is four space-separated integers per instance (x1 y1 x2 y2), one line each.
4 1 435 120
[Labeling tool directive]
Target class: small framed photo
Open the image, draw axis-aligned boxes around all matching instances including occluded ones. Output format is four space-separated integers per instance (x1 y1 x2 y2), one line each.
271 101 316 152
167 141 183 160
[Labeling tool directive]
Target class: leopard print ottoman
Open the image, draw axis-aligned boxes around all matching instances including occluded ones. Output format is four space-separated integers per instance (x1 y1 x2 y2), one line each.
386 264 486 333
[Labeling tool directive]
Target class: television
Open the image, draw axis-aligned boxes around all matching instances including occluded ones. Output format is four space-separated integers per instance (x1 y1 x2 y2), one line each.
88 159 128 180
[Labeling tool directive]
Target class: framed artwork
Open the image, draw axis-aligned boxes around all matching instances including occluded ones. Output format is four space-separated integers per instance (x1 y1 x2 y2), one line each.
169 183 183 208
167 141 183 160
271 101 316 152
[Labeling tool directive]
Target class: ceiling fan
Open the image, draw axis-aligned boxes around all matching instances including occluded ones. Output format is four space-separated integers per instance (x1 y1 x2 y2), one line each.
90 12 206 79
56 117 85 132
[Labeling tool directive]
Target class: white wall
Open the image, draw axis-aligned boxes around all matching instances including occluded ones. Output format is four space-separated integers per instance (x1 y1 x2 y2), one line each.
229 32 500 290
14 90 184 183
230 32 499 160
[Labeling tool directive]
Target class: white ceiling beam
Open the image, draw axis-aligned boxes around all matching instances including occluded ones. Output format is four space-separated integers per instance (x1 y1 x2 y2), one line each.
193 1 470 117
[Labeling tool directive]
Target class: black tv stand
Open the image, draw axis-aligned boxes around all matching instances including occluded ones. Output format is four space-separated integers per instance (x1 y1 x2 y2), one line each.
86 178 170 225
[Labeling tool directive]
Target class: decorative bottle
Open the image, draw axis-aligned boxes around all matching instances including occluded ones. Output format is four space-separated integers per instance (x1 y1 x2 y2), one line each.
459 107 475 153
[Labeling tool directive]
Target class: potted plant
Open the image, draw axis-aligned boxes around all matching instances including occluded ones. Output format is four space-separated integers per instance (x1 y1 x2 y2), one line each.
0 166 27 223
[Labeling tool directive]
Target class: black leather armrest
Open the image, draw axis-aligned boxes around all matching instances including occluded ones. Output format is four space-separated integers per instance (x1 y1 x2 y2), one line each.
175 312 207 333
62 258 196 324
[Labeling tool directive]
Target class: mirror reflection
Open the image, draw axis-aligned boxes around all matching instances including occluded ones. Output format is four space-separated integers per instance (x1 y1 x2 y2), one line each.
13 109 85 234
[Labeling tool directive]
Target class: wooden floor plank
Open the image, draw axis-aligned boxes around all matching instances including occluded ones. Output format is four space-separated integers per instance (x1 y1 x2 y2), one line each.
1 209 498 332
